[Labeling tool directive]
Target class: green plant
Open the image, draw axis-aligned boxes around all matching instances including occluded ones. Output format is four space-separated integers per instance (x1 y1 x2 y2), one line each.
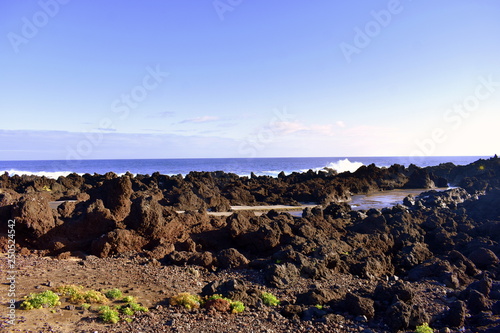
81 303 91 310
99 306 120 324
121 307 134 316
56 285 85 302
230 301 245 313
21 290 61 310
84 290 108 303
105 288 123 300
415 323 434 333
314 304 323 310
124 317 133 323
56 285 108 304
122 295 136 303
260 292 280 306
129 302 148 312
170 293 202 310
205 294 230 302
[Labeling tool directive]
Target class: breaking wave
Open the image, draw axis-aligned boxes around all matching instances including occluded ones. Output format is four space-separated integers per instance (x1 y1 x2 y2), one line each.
1 169 77 179
312 158 364 174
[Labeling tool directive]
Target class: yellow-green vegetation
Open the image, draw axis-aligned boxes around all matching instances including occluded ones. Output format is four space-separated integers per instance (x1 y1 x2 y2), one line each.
98 306 120 324
260 292 280 306
129 302 148 312
230 300 245 313
21 290 61 310
122 295 136 303
120 306 134 316
415 323 434 333
314 304 323 310
204 294 245 313
41 185 52 191
117 299 149 316
170 292 202 310
55 285 108 304
21 284 147 325
105 288 123 300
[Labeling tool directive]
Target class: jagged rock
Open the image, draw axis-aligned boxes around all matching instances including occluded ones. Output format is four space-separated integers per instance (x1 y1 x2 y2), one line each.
201 279 260 307
80 200 116 239
345 292 375 319
443 300 466 328
226 211 256 237
216 248 249 269
11 194 55 241
385 300 412 331
265 263 299 289
281 304 303 319
404 168 435 189
295 288 337 306
467 289 490 314
468 248 500 269
91 229 147 257
90 176 133 221
301 306 327 321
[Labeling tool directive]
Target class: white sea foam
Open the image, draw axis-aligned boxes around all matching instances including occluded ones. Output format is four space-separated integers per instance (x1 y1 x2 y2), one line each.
324 159 364 173
1 169 77 179
304 158 364 174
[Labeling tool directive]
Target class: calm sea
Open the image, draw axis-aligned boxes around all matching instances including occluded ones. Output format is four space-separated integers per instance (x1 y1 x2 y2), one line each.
0 156 490 179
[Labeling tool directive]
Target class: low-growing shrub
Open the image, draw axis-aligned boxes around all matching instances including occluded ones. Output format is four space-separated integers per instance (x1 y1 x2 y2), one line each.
56 285 85 303
230 301 245 313
415 323 433 333
21 290 61 310
170 293 202 310
121 307 134 316
56 285 108 304
105 288 123 300
122 296 136 303
84 290 108 304
129 302 149 313
99 306 120 324
203 294 245 313
261 292 280 306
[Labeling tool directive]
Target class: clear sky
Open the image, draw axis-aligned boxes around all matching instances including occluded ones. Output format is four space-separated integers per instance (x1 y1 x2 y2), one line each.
1 0 499 160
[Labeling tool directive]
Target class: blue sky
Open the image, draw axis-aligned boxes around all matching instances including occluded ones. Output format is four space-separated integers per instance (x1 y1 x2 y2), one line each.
1 0 499 160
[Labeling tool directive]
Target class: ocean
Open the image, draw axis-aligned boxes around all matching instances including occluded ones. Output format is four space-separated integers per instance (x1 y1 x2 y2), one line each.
0 156 490 179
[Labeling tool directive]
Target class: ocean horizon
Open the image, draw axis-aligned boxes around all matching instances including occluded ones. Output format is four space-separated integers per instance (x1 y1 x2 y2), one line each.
0 156 491 179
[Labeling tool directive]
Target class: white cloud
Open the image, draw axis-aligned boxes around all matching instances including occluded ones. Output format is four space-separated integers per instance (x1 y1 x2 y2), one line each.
181 116 219 123
336 120 346 128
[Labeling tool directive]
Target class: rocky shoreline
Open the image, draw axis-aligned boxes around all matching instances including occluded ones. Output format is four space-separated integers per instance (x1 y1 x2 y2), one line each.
1 157 500 332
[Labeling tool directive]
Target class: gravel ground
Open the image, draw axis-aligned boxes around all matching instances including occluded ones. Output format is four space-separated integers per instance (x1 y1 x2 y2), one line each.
0 253 462 333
